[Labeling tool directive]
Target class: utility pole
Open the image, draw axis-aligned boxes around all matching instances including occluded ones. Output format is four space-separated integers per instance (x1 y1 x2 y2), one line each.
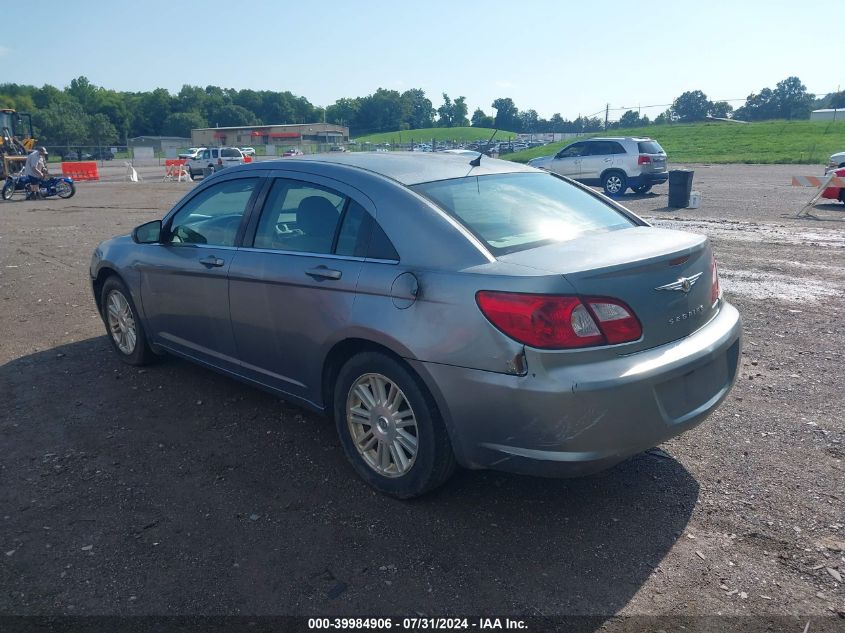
604 103 609 130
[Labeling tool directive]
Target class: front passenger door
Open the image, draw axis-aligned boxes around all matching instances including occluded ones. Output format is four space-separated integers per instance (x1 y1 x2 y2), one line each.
548 142 586 177
138 176 261 369
579 141 615 181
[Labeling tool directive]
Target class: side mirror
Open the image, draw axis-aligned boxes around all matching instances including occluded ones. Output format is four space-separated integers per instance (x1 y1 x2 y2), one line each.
132 220 162 244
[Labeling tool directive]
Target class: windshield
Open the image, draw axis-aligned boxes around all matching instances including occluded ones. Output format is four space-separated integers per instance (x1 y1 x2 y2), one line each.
412 172 637 255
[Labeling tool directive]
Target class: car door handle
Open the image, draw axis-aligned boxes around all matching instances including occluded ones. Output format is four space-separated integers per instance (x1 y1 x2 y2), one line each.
306 266 342 280
199 255 225 268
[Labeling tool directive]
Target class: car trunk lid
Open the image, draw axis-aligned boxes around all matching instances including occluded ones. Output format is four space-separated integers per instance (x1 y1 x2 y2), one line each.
498 227 716 353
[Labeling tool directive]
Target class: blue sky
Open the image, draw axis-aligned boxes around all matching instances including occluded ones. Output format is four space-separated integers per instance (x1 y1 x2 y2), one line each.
4 0 837 121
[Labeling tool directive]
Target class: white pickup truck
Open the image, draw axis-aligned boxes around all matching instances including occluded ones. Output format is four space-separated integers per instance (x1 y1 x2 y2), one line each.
186 147 245 180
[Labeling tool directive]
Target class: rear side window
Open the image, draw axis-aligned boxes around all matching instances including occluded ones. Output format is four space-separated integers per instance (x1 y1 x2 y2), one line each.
637 141 664 154
221 148 241 158
252 179 398 260
254 179 344 254
412 172 636 255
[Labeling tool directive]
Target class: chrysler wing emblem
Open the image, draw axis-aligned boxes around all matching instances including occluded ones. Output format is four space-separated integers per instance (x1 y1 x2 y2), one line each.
655 272 703 294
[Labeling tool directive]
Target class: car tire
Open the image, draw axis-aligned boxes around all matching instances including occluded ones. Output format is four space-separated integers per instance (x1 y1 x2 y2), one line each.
631 184 652 194
100 276 155 366
333 352 456 498
839 189 845 204
602 171 628 196
188 167 195 181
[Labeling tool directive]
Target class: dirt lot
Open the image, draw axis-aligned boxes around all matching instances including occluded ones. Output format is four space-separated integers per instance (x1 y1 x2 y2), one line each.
0 163 843 627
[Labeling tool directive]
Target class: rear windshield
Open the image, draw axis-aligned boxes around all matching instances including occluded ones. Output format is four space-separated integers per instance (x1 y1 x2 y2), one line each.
221 148 241 158
637 141 664 154
412 173 637 255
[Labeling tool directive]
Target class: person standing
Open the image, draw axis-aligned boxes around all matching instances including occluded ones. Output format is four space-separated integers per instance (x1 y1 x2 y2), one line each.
23 146 48 200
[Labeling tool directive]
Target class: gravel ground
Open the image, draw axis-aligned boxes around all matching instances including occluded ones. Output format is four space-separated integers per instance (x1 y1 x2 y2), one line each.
0 163 843 627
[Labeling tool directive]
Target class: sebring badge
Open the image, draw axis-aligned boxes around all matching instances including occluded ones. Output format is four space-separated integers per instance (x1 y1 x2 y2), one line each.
654 272 703 294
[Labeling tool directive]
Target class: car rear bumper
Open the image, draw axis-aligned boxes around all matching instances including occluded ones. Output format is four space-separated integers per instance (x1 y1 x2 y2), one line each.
412 302 742 477
632 171 669 186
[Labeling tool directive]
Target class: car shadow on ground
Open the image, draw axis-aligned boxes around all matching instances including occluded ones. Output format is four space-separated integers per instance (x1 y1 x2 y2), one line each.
1 338 699 621
618 191 663 203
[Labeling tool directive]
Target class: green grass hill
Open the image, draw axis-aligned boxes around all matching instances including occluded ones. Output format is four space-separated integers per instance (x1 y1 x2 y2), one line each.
503 120 845 165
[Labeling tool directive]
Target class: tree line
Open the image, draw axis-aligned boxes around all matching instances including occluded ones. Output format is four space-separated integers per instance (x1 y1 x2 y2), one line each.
0 75 838 147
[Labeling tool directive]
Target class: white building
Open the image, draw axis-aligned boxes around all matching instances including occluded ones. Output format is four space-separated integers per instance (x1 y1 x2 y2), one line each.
810 109 844 121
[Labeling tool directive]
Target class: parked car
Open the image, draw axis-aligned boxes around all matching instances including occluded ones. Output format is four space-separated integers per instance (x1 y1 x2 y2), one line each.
528 137 668 196
178 147 205 160
329 145 347 152
240 147 256 157
282 148 303 157
185 147 245 180
826 150 845 173
90 153 741 498
90 149 114 161
62 150 93 161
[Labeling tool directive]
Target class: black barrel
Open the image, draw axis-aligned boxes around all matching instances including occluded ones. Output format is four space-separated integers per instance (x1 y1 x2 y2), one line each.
668 169 694 208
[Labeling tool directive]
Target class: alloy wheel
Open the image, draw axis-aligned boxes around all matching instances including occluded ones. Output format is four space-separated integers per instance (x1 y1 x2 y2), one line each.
605 175 623 194
106 290 137 355
346 373 419 477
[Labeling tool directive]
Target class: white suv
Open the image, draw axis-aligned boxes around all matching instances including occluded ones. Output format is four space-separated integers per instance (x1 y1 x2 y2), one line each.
528 137 668 196
186 147 245 180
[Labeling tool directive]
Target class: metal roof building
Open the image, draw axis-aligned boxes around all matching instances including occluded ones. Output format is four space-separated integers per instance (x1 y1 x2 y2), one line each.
191 123 349 148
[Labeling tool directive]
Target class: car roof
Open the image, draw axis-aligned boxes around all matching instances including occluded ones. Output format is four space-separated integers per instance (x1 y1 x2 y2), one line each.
251 151 535 186
580 137 653 142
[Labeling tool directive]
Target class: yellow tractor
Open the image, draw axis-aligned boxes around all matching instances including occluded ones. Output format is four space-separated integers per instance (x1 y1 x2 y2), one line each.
1 108 36 179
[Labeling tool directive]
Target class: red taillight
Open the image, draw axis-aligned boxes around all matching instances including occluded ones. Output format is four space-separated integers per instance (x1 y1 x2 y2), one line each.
584 298 642 344
710 255 721 305
637 155 651 165
476 291 641 349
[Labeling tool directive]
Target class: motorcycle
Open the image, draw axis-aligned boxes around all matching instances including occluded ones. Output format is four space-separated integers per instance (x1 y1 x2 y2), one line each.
2 172 75 201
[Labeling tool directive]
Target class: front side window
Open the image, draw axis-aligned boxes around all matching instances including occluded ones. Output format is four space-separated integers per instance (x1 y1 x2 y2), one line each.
167 178 259 247
412 172 637 255
557 143 585 158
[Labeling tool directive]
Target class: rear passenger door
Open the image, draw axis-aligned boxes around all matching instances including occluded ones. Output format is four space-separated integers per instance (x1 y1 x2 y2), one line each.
228 175 381 404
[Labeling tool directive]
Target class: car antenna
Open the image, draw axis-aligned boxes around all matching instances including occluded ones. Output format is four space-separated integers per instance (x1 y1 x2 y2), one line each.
469 129 498 167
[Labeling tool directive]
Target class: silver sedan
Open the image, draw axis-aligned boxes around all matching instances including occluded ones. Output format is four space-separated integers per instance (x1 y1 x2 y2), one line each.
90 153 742 498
